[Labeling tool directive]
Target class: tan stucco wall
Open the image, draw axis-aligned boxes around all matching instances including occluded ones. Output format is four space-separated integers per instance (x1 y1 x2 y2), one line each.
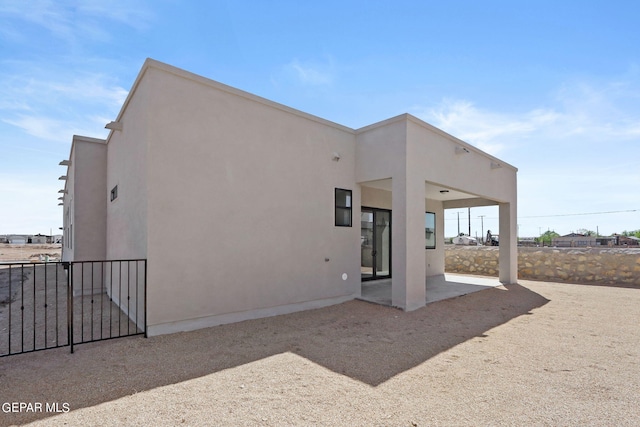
361 186 392 210
62 136 107 263
60 136 108 295
407 117 518 285
136 63 359 333
407 119 516 204
355 118 406 183
61 147 75 263
66 59 518 333
106 75 150 262
355 115 518 309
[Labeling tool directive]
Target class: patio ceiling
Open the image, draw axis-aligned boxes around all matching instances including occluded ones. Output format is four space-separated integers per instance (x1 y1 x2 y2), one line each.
361 178 480 202
360 178 499 208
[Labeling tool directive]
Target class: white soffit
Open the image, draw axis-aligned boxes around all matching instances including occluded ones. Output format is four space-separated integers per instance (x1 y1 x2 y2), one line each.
361 178 479 201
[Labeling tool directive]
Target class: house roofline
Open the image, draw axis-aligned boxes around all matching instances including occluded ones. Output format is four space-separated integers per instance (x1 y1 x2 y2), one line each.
356 113 518 172
60 135 108 195
72 135 107 145
106 58 355 144
104 59 517 173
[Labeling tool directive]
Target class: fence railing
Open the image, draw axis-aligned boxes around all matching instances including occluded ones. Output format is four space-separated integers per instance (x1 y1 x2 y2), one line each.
0 259 146 357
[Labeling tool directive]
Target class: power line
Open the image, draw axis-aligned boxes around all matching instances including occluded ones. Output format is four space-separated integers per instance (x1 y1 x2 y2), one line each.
519 209 638 219
444 209 638 221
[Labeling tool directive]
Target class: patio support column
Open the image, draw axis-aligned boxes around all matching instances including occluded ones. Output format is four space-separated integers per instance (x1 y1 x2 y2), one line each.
392 174 426 310
498 201 518 284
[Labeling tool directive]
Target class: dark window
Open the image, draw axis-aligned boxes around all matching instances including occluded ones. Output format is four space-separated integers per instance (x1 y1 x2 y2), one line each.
425 212 436 249
110 185 118 202
335 188 352 227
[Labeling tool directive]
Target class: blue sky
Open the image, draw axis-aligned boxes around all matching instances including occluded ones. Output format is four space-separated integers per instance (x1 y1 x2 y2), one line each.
1 0 639 238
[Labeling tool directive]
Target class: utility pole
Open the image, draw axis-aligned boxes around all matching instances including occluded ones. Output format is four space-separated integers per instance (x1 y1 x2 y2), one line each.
457 212 460 235
468 207 471 236
479 215 485 244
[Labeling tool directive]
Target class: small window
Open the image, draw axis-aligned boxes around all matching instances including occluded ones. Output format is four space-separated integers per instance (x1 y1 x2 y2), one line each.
425 212 436 249
110 185 118 202
335 188 352 227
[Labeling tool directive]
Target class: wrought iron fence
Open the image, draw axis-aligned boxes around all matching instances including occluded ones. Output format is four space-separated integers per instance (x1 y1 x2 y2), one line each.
0 259 146 357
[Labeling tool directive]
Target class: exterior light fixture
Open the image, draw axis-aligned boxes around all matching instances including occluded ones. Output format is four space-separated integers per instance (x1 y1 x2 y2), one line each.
58 203 63 206
439 190 449 194
59 160 70 166
58 190 67 194
105 121 123 131
58 176 67 180
331 152 341 161
455 146 470 154
58 197 64 200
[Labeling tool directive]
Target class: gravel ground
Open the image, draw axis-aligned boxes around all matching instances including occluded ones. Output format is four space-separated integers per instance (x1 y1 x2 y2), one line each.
1 278 639 426
1 262 142 357
0 245 61 263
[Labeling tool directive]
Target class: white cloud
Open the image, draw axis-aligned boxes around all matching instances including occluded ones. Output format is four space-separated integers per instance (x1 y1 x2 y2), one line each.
417 99 560 155
414 74 640 236
47 76 129 107
3 115 106 143
0 70 128 108
0 70 127 142
283 58 335 86
0 0 153 44
76 1 154 31
0 173 62 234
416 74 640 158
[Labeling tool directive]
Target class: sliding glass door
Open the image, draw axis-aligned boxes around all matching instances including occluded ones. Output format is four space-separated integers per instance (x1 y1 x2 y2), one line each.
360 207 391 281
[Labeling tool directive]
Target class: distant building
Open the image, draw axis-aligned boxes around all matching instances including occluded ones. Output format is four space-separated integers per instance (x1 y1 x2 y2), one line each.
31 234 48 244
554 233 640 247
613 234 640 246
518 237 537 247
0 234 61 244
552 233 596 247
596 236 616 246
7 235 27 244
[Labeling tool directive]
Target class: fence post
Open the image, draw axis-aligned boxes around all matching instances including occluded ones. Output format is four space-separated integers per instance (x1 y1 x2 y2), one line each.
144 260 148 338
67 262 74 354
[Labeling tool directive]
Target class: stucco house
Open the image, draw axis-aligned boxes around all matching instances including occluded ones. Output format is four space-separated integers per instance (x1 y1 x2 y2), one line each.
60 59 517 336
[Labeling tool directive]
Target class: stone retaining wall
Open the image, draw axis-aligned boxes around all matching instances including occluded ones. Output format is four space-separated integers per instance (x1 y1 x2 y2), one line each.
445 246 640 286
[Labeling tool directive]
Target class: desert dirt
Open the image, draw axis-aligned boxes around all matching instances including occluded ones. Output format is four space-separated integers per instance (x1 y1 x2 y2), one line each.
0 245 62 263
0 262 142 357
1 275 639 426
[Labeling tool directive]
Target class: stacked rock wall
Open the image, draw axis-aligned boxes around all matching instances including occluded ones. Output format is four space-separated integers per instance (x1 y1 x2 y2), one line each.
445 246 640 286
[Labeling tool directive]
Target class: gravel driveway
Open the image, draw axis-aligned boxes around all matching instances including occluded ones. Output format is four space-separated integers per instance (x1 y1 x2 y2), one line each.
1 278 639 426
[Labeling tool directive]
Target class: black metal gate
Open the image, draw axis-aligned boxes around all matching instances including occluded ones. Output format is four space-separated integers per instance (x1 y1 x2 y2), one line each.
0 259 146 357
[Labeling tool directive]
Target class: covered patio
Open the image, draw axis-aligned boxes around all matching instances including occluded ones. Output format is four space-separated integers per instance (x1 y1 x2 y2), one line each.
359 273 503 307
356 114 518 311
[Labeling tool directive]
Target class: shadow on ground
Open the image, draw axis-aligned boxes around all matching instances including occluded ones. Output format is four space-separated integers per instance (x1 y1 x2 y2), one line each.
0 283 548 425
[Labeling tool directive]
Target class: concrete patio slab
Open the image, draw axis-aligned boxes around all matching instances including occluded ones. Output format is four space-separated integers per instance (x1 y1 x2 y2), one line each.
359 273 502 307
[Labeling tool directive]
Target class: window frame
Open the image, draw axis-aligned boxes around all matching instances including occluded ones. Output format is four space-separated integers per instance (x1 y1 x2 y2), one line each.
425 211 436 249
334 188 353 227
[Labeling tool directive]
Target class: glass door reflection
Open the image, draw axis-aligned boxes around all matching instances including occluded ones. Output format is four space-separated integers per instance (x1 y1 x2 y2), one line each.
361 207 391 281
